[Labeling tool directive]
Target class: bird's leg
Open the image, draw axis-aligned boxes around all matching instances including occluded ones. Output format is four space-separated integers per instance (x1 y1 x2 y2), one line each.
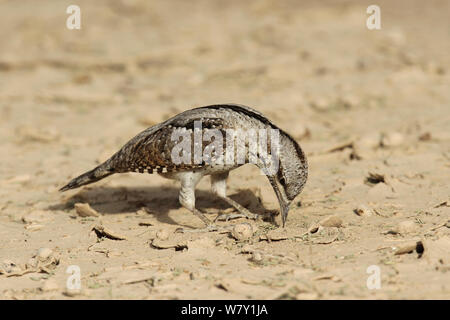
175 172 219 233
210 172 259 222
216 196 259 222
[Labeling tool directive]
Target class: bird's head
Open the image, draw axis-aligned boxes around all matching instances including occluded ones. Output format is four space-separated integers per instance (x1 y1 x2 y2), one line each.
264 131 308 227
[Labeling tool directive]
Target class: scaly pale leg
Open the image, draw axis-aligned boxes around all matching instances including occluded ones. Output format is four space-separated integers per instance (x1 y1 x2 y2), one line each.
174 171 220 233
210 172 259 222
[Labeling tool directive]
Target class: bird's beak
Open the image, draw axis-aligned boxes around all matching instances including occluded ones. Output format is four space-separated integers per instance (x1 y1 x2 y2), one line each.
269 177 291 227
280 201 290 227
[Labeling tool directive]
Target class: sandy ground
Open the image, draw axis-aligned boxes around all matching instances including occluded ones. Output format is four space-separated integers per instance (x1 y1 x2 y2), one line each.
0 0 449 299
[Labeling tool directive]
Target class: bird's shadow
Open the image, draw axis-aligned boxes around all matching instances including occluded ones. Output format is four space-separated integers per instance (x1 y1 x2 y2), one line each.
49 186 274 228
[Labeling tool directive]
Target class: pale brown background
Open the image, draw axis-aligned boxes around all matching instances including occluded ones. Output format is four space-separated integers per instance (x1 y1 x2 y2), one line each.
0 0 449 299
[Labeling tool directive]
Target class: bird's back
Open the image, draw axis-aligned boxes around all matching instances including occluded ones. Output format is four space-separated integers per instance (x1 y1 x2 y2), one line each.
106 104 281 175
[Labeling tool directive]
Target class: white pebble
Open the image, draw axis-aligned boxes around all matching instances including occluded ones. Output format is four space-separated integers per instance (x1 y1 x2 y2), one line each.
231 223 253 240
156 229 169 241
37 248 53 261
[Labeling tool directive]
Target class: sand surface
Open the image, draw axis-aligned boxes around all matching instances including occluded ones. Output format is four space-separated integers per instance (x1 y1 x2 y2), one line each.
0 0 449 299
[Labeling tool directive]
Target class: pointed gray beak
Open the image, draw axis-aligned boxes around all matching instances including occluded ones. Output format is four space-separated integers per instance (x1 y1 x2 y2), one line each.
268 176 291 227
281 202 290 227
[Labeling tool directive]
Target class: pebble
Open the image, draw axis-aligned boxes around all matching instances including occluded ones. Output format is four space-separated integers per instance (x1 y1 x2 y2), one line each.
395 221 418 234
251 251 263 263
354 204 373 217
394 242 418 255
156 229 169 241
354 133 380 150
63 288 82 297
381 132 404 148
231 223 253 240
74 203 100 217
37 247 53 261
24 223 44 231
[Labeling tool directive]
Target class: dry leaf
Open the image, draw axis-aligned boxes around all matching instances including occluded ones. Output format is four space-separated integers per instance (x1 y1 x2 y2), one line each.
93 225 127 240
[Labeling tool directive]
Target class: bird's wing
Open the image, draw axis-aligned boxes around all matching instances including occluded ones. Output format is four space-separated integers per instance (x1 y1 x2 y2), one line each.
108 117 228 173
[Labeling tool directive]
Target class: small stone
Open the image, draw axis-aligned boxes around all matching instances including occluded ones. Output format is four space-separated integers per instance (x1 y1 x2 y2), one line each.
307 223 321 234
395 221 418 234
151 239 187 250
63 288 82 297
251 251 263 263
394 242 421 255
24 223 44 231
231 223 253 241
156 229 169 241
357 134 381 149
37 248 53 261
381 132 404 148
352 134 380 159
262 228 289 241
354 204 373 217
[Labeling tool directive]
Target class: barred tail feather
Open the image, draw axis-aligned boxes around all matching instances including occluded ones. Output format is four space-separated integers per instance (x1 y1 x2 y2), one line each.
59 165 114 192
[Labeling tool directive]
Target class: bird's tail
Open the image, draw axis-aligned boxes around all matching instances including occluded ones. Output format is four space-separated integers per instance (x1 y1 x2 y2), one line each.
59 163 114 192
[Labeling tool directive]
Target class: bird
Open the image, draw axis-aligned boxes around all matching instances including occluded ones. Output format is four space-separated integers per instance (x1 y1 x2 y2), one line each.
60 104 308 231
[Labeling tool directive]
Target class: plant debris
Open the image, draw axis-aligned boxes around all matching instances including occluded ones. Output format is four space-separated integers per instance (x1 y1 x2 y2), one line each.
92 225 127 240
